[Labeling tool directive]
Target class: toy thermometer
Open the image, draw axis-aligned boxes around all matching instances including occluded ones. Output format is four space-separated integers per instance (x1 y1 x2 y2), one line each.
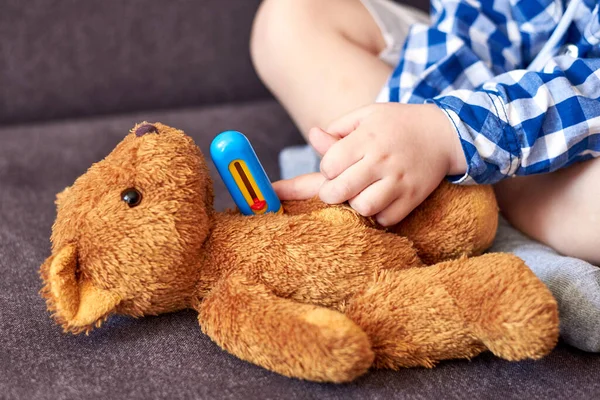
210 130 282 216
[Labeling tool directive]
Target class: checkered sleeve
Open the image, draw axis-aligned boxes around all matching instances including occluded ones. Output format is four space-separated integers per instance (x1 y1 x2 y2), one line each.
430 56 600 184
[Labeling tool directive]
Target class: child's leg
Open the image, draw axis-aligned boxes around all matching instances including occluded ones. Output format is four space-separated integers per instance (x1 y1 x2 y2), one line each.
251 0 392 136
495 158 600 265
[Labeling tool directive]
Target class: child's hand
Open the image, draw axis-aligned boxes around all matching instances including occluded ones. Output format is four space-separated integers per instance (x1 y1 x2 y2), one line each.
274 103 467 226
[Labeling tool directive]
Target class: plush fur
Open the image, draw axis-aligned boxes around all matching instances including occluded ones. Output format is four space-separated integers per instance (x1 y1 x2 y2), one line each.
40 123 559 383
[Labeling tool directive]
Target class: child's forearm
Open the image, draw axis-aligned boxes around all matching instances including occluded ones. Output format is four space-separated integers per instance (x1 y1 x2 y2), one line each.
430 57 600 185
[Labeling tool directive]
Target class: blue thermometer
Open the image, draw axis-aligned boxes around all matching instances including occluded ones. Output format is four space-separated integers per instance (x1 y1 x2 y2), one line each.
210 130 282 216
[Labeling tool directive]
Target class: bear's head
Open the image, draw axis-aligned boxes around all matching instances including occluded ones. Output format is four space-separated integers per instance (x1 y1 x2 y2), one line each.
40 123 213 334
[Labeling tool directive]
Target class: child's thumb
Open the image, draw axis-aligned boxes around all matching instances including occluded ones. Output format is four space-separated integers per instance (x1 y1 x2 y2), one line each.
273 173 326 200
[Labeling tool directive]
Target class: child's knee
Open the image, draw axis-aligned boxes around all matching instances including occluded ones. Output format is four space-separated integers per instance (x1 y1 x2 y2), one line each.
251 0 320 74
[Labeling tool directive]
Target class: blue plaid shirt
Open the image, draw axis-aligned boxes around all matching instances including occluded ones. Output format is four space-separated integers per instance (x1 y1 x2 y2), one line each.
387 0 600 184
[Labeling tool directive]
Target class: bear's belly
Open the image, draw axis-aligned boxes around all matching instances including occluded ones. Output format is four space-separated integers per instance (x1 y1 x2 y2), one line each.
211 209 423 308
256 248 381 308
243 227 421 308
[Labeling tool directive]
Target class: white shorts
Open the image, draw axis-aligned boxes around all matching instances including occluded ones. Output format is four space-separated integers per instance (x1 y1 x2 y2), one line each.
360 0 429 102
360 0 429 67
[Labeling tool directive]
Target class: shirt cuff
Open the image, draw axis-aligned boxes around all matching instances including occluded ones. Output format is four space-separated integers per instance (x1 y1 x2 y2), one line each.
427 90 521 185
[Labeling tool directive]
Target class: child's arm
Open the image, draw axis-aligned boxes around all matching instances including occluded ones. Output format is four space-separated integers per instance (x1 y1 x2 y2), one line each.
275 56 600 226
275 1 600 227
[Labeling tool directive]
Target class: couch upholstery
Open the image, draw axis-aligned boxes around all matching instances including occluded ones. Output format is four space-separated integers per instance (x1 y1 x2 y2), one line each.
1 1 599 399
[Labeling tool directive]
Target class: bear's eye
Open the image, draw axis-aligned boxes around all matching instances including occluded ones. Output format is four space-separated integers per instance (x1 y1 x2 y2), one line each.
121 188 142 208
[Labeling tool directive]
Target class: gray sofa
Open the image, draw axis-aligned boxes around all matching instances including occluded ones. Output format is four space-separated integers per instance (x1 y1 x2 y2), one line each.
1 1 599 399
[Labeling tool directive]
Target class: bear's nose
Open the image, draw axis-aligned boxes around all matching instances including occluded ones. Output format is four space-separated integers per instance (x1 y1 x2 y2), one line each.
135 124 158 137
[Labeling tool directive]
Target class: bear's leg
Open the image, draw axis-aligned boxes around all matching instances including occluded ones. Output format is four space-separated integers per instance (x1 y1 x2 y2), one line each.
196 272 374 382
344 253 559 368
491 216 600 352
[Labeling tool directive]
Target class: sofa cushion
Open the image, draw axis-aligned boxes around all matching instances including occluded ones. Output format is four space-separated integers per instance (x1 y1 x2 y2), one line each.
1 101 599 399
0 0 270 125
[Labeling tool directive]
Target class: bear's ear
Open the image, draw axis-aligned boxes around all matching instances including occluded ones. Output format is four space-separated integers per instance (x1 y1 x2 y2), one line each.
40 244 121 334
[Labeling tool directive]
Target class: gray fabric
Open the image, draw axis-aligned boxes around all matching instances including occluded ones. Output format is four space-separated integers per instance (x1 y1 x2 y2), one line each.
491 217 600 353
279 145 322 180
0 0 270 125
1 101 600 399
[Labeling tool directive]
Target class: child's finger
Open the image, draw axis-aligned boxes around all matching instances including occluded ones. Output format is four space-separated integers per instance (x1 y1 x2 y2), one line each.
308 127 338 156
326 105 375 137
319 133 365 180
347 178 398 217
375 194 416 227
272 173 326 200
319 161 377 205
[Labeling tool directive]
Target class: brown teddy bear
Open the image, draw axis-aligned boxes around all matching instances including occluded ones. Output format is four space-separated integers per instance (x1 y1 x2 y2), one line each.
40 122 559 383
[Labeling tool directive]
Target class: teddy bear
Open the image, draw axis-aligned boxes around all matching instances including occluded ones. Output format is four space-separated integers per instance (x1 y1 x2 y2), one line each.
40 122 559 383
